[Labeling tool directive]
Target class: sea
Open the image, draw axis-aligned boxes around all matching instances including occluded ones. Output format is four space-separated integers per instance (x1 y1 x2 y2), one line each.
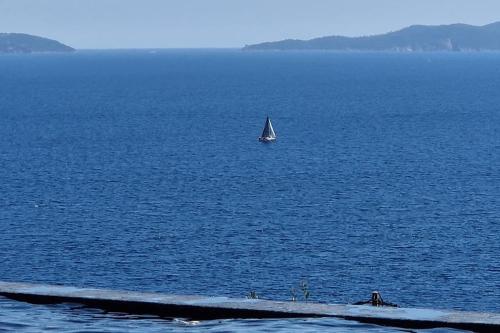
0 50 499 332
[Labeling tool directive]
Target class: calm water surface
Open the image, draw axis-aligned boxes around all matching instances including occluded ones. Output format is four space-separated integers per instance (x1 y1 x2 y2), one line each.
0 50 499 331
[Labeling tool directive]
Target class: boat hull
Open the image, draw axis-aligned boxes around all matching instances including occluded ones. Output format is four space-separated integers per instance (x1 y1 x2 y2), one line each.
259 136 276 143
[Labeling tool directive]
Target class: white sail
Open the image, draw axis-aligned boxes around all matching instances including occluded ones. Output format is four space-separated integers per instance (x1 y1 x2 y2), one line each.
267 118 276 138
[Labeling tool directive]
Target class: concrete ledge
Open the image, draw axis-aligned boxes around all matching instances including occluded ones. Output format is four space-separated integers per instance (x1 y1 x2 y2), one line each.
1 281 499 332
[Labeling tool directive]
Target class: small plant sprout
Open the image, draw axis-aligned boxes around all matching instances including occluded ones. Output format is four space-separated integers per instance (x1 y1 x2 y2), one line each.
300 280 310 302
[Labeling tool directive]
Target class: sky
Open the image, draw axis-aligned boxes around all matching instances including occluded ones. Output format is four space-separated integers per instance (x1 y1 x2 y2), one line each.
1 0 500 49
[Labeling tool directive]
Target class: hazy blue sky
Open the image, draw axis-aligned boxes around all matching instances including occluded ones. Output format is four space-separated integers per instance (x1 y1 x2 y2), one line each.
1 0 500 48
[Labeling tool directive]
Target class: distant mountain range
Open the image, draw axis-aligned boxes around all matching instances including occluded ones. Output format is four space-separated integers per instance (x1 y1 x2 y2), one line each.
0 33 74 53
243 22 500 52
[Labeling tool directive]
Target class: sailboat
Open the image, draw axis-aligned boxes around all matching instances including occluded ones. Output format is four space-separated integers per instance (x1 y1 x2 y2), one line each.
259 116 277 143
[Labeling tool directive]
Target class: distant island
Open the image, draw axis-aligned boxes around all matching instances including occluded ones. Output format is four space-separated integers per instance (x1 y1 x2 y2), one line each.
243 22 500 52
0 33 74 53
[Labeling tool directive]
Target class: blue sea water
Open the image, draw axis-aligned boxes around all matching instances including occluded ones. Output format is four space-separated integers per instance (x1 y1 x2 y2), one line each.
0 50 499 331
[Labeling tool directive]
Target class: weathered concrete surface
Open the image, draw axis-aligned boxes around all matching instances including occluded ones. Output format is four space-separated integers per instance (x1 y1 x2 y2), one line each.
0 281 499 332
